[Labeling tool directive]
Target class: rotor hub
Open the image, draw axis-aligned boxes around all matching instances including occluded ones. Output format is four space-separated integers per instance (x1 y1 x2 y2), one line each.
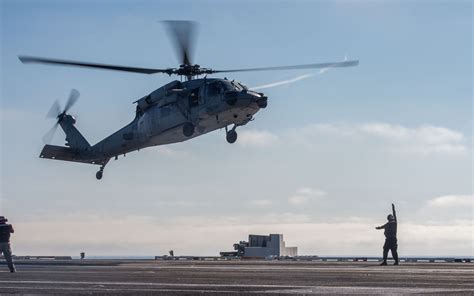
173 64 214 77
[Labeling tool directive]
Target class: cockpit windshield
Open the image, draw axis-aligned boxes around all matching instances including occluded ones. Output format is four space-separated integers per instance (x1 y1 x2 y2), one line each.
207 80 235 96
230 80 247 91
206 80 249 96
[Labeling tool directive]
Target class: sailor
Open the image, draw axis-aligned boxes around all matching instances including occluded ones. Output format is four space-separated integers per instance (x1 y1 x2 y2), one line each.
0 216 16 272
375 203 399 265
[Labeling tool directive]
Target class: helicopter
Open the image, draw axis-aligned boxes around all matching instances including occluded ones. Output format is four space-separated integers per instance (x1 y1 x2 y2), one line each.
19 21 358 180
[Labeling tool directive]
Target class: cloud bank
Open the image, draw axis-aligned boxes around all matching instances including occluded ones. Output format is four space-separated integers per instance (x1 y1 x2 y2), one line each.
285 122 468 156
426 195 473 208
237 130 278 148
288 187 327 205
11 213 473 257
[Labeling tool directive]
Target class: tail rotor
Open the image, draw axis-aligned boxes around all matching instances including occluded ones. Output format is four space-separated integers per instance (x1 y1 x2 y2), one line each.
63 89 79 114
46 100 61 119
42 89 80 144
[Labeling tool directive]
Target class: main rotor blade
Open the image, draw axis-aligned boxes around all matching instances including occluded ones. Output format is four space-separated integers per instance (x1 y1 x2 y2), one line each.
163 20 197 65
46 100 61 119
212 60 359 73
64 89 80 113
42 123 59 144
18 56 173 74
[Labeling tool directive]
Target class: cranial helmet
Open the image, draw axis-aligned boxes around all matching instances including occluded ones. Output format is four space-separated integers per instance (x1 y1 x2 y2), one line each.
387 214 394 221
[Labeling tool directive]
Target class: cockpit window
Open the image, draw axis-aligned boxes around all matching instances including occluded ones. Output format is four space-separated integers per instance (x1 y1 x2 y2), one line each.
237 81 248 90
231 80 247 91
221 81 234 91
207 82 221 96
207 80 234 96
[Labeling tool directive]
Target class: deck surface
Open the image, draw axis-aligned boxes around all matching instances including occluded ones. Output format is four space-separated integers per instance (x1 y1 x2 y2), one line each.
0 259 472 295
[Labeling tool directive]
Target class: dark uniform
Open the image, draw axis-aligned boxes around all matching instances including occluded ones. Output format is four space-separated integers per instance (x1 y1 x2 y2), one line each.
376 204 399 265
0 216 16 272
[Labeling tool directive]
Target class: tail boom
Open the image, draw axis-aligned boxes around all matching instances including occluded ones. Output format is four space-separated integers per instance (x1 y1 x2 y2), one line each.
59 115 91 150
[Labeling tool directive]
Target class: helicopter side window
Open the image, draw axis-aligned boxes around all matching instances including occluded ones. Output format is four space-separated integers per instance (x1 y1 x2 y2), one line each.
198 91 204 104
189 89 199 107
207 82 223 96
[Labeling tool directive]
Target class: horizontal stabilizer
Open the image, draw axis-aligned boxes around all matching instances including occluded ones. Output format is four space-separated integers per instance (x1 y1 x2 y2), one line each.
39 145 105 165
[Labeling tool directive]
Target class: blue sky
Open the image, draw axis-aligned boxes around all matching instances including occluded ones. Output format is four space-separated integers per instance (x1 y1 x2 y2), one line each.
1 0 472 256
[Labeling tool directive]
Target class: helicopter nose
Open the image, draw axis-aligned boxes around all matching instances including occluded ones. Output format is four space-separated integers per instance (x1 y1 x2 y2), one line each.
224 90 267 108
245 91 267 109
255 93 268 108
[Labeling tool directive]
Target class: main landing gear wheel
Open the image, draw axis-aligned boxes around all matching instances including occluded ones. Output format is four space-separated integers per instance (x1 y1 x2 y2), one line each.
226 129 238 144
183 122 195 137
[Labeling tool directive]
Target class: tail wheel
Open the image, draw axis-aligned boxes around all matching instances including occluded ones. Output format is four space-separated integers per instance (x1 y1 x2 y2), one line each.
226 130 237 144
96 164 105 180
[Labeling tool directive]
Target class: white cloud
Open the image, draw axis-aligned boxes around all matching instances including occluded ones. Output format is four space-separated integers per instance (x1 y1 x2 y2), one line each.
288 187 327 205
288 195 309 205
154 200 206 207
360 123 466 155
238 130 278 148
289 123 468 156
247 199 273 207
12 213 473 256
415 194 473 222
155 146 189 157
426 195 473 208
296 187 327 197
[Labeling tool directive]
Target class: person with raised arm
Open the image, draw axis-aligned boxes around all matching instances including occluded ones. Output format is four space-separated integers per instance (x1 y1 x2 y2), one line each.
375 203 399 265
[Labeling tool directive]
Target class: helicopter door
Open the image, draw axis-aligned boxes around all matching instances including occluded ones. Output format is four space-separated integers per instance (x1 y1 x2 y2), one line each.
189 88 200 107
198 85 207 103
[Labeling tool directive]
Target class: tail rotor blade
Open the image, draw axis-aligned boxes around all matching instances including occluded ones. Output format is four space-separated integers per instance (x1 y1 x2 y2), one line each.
64 89 79 113
46 100 61 119
42 123 59 144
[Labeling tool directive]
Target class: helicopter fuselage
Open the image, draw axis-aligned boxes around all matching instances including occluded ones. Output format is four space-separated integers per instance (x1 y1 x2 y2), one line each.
28 20 357 180
89 78 267 159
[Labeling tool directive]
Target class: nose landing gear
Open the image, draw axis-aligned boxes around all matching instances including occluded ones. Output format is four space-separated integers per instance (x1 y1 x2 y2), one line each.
225 125 238 144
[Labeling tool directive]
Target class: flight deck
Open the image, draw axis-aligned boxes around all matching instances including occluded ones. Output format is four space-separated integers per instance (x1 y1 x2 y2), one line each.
0 259 472 295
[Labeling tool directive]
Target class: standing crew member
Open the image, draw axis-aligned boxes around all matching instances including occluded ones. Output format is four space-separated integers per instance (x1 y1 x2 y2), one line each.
0 216 16 272
375 203 399 265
